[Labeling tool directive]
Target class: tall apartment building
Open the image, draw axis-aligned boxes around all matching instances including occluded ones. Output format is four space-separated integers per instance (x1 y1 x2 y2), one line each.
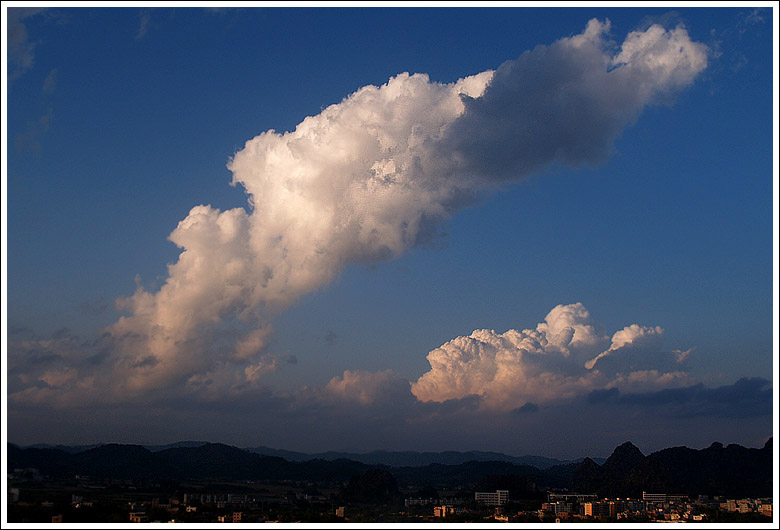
475 490 508 506
642 492 667 504
547 493 597 504
583 501 622 519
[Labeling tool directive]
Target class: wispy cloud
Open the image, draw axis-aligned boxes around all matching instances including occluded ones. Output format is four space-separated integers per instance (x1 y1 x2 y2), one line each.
42 68 57 93
204 7 238 15
14 107 53 154
737 8 767 35
136 8 154 40
706 8 768 76
7 7 46 81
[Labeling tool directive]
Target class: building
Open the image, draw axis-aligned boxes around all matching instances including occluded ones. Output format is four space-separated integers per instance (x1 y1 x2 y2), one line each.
643 492 687 506
583 501 617 519
547 493 597 504
475 490 508 506
542 501 573 515
642 492 667 504
608 501 623 518
433 505 455 518
405 497 436 507
129 511 148 523
335 506 346 518
621 498 645 513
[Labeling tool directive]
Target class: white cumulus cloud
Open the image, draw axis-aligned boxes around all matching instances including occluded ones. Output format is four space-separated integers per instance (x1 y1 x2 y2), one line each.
411 303 692 410
585 323 665 369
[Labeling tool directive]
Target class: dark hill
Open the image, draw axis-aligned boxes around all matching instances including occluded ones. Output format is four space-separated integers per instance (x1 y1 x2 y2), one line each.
391 459 574 491
154 444 373 482
572 456 601 492
623 440 772 498
146 441 209 452
602 441 644 474
342 469 401 505
573 438 772 498
7 444 74 477
156 443 263 479
8 438 771 499
71 444 166 479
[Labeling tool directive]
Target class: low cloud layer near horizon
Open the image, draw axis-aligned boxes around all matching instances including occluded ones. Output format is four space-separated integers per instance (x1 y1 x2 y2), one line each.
9 19 736 420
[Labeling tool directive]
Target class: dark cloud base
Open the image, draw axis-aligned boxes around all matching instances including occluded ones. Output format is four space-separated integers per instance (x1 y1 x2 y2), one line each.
587 377 773 418
7 377 772 460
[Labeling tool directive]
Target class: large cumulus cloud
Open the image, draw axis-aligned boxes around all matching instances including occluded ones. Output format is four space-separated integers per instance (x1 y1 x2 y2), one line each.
8 18 709 403
411 303 694 409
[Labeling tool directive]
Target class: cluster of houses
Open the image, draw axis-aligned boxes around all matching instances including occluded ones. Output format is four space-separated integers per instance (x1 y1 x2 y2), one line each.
409 490 773 522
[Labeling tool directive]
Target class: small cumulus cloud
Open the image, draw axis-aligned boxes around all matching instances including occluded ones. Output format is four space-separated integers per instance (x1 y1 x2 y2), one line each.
325 369 413 407
585 324 664 370
6 331 112 407
673 347 694 363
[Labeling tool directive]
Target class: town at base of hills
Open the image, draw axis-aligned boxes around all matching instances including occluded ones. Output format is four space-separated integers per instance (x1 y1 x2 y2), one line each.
6 437 773 523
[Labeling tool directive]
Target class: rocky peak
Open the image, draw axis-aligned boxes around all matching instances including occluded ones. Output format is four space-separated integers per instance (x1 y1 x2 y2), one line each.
603 441 644 473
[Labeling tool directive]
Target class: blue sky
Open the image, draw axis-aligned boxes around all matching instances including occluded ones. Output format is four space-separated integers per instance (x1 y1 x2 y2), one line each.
4 5 777 458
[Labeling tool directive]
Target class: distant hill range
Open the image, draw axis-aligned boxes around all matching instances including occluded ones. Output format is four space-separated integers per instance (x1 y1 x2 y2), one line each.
9 438 772 499
243 446 590 469
24 442 595 468
24 441 211 454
